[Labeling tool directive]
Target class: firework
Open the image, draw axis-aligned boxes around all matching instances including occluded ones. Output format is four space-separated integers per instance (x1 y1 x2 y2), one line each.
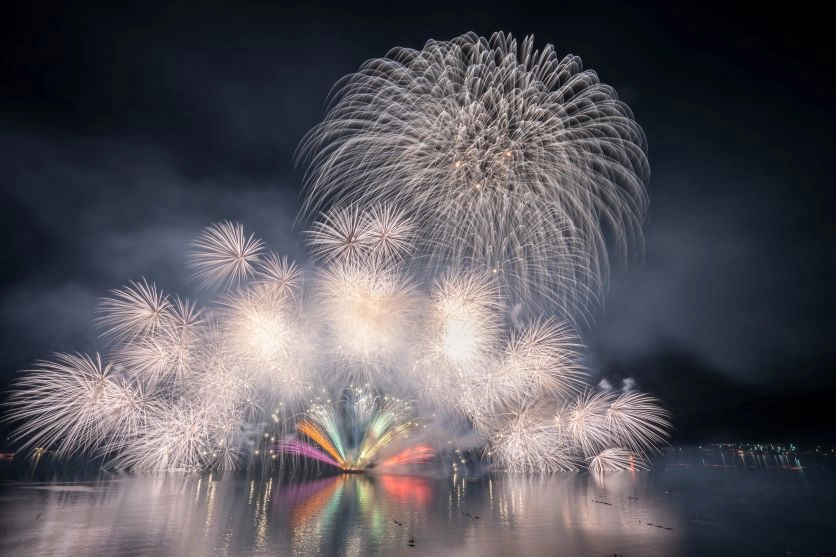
587 448 648 472
6 353 156 456
4 32 669 475
499 318 586 403
489 407 580 473
112 296 204 385
189 221 264 289
561 390 614 457
361 204 416 262
257 253 303 298
306 206 371 263
314 259 419 378
298 31 649 320
276 390 434 471
604 392 671 456
97 279 171 343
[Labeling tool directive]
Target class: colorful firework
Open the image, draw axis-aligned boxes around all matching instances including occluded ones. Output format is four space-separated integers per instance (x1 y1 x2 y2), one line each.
276 390 434 472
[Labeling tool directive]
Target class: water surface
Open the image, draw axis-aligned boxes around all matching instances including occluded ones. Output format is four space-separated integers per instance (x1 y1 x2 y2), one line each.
1 449 833 556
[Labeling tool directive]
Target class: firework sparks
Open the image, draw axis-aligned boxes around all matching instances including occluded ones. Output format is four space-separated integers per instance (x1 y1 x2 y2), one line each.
605 392 671 457
97 279 171 343
257 253 303 298
315 259 418 376
298 31 649 321
588 448 648 473
189 221 264 289
6 353 154 456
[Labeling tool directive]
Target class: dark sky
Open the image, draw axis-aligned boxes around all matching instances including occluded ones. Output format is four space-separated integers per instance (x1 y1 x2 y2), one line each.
1 1 833 442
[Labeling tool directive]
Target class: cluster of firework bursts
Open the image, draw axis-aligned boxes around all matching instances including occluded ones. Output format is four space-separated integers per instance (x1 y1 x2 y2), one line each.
5 32 669 474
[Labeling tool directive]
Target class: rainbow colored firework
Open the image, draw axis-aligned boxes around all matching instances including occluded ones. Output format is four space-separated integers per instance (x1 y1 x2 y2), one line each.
276 390 434 472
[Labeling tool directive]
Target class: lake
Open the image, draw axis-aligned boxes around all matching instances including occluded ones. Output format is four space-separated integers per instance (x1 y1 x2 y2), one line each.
1 448 833 556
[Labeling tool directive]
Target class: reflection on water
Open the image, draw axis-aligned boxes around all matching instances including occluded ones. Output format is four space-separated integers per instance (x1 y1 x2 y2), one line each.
1 450 834 556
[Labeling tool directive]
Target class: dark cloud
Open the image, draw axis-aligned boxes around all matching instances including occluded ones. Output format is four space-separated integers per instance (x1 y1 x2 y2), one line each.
1 1 833 440
588 172 835 385
594 348 836 443
0 131 304 374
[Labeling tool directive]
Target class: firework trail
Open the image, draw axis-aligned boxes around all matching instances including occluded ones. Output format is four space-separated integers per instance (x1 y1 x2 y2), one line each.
3 32 669 474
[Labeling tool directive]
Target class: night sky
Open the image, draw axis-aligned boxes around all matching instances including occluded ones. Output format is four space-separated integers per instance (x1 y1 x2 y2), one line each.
1 1 833 443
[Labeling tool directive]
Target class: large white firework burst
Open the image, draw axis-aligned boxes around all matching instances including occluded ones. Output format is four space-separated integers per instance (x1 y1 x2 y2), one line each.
314 259 419 379
111 296 204 386
298 31 649 320
427 270 502 373
5 353 160 456
488 406 581 473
